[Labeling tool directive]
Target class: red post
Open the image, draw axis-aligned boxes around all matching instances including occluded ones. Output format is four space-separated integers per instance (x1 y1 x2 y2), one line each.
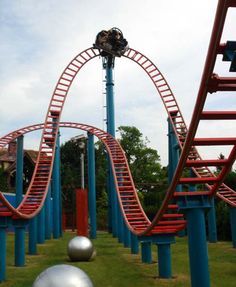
75 188 89 237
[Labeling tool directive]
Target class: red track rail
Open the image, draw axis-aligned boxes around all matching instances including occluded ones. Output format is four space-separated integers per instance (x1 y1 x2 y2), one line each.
0 122 185 235
123 2 236 208
0 48 100 219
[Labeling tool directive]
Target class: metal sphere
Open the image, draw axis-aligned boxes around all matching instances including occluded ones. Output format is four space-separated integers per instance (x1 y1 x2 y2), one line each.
67 236 94 262
32 264 94 287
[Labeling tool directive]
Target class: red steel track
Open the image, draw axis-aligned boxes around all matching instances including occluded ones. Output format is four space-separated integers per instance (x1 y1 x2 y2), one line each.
0 0 235 236
0 122 186 235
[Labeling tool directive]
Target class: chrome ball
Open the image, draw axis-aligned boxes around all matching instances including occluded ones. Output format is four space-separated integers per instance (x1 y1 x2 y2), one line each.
32 264 94 287
67 236 94 262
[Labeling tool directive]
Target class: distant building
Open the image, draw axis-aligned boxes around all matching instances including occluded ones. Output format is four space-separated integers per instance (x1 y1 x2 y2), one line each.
0 141 38 192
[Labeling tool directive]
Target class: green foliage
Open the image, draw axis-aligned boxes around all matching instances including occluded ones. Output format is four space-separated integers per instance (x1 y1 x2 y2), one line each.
117 126 167 219
60 139 87 211
215 199 231 240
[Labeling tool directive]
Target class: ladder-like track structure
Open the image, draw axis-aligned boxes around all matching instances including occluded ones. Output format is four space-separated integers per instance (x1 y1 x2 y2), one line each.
0 0 235 236
0 122 186 235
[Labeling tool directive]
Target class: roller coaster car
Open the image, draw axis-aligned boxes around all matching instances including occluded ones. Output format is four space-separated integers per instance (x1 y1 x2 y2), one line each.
93 27 129 57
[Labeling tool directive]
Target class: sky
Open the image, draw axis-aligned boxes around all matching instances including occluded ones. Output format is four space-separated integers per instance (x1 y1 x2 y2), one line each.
0 0 235 167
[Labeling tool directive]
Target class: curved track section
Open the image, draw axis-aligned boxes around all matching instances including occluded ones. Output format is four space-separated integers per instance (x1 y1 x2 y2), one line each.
123 49 236 207
0 48 100 219
0 122 186 235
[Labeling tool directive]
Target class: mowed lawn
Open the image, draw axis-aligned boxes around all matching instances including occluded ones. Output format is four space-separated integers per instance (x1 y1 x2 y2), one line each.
1 231 236 287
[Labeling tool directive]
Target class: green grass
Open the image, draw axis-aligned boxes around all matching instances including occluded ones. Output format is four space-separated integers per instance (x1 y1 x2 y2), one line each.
1 231 236 287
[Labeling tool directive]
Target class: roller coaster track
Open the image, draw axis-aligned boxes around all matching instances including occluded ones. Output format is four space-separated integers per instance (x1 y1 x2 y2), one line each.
0 122 186 235
0 0 235 236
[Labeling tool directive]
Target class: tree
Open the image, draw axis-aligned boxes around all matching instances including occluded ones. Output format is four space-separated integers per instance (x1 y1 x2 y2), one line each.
117 126 167 219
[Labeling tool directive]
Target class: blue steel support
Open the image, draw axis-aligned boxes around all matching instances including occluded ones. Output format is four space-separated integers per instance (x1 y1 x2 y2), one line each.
15 136 26 267
157 243 172 278
16 136 24 206
14 219 27 267
207 198 217 243
28 217 37 255
58 157 62 237
230 207 236 248
140 240 152 264
37 207 45 244
0 217 8 282
87 132 97 239
123 220 131 248
45 184 52 240
185 207 210 287
117 207 124 243
104 56 119 237
52 131 61 239
130 233 139 254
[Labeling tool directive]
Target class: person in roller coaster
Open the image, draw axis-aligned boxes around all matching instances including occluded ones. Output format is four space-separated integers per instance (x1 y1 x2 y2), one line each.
94 27 129 57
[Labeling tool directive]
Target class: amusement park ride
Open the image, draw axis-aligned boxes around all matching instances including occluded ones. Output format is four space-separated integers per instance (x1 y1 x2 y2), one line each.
0 0 236 286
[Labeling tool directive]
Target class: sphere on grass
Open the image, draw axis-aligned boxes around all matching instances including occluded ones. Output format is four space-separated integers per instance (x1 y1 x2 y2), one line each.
32 264 94 287
67 236 94 262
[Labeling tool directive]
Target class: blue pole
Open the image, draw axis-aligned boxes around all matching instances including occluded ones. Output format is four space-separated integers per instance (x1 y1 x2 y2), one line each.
87 132 97 239
123 221 131 248
157 243 172 278
207 198 217 243
104 56 118 237
0 218 8 282
52 132 60 239
117 207 124 243
58 142 63 237
141 240 152 264
130 233 139 254
14 219 27 267
16 136 24 207
37 207 45 244
45 184 52 240
186 208 210 287
28 217 37 255
230 207 236 248
15 136 26 266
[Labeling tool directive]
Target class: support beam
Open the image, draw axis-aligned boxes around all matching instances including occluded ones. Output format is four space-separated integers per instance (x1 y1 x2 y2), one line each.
87 133 97 239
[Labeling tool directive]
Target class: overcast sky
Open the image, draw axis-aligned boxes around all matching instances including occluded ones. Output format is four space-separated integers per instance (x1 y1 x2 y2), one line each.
0 0 235 166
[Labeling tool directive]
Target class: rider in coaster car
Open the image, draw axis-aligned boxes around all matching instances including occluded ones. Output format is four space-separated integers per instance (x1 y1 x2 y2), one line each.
94 28 129 56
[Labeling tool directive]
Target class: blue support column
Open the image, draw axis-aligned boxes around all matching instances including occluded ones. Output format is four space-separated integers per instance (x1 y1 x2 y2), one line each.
117 207 124 243
14 136 26 267
87 133 97 239
104 56 119 237
45 184 52 240
28 217 37 255
16 136 24 207
14 219 27 267
140 240 152 264
52 132 61 239
37 207 45 244
207 198 217 243
230 207 236 248
179 171 211 287
123 221 131 248
130 233 139 254
157 243 172 278
185 207 210 287
0 217 8 282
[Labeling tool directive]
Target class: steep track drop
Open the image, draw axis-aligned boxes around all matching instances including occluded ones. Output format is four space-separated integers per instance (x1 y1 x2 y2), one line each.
0 122 186 235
